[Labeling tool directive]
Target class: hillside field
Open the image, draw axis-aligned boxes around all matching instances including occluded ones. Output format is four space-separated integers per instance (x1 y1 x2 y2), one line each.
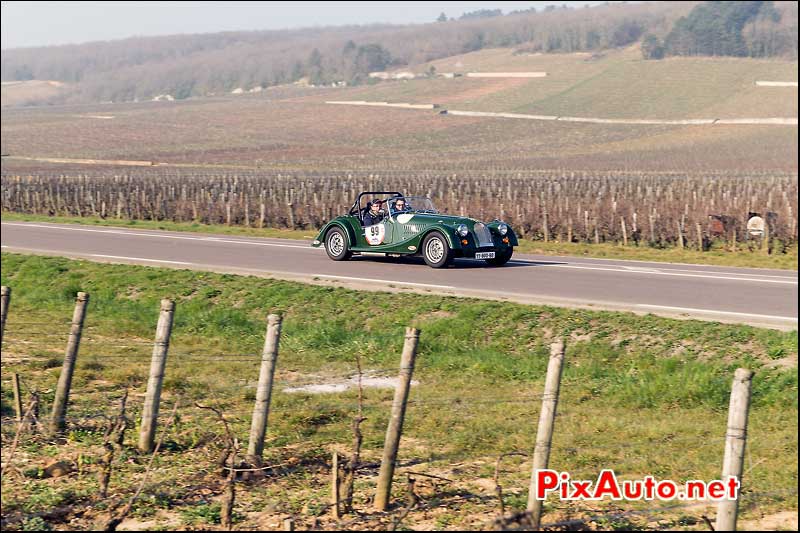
2 48 797 173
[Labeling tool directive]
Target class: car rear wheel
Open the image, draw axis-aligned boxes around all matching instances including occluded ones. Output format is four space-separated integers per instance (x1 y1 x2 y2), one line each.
486 247 513 266
325 227 352 261
422 231 453 268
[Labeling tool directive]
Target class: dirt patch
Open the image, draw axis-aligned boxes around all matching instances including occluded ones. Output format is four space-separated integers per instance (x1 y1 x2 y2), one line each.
436 78 530 104
763 355 798 370
117 510 183 531
739 510 798 531
418 310 456 321
283 371 419 394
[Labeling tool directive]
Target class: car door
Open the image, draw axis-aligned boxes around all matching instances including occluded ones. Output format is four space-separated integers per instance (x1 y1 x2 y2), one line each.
364 219 393 246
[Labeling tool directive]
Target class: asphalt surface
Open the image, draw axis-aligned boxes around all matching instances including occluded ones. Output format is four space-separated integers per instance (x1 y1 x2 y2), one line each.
1 221 797 330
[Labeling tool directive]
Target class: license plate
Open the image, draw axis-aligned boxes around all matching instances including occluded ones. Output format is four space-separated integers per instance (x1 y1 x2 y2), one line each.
475 252 495 259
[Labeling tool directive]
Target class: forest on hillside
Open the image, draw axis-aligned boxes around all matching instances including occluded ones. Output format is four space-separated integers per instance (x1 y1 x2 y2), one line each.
1 1 797 106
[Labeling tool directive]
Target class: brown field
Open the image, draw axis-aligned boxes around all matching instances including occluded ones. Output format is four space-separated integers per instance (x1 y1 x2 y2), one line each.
1 96 797 174
2 47 798 174
0 80 68 108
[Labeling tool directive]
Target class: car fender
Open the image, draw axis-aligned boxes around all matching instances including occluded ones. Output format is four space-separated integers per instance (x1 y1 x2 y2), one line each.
313 220 357 248
487 222 519 247
418 225 459 250
505 227 519 247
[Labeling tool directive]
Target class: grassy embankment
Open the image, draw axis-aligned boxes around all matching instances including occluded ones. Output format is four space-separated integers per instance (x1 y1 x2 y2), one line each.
2 212 797 270
0 253 797 530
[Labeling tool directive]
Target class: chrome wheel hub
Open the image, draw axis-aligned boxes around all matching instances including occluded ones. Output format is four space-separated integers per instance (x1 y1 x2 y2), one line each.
329 233 345 256
426 237 445 262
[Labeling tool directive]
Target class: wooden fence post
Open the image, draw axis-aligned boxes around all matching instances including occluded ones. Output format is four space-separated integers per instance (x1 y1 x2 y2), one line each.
331 451 341 519
138 299 175 453
0 286 10 346
716 368 754 532
13 373 23 422
527 339 566 528
50 292 89 435
374 327 420 512
283 518 295 531
247 314 282 461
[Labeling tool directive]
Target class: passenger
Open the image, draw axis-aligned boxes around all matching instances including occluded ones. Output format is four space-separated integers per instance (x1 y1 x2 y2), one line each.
363 199 384 226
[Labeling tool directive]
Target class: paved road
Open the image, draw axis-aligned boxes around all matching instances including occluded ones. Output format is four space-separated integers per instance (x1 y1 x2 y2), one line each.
1 221 797 330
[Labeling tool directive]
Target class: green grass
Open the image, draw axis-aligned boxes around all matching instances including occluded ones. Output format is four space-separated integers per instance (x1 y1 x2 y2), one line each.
3 212 796 270
0 253 796 530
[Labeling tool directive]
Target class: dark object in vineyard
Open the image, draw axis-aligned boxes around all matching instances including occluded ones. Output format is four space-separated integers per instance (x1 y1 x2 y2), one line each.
708 215 737 236
312 191 518 268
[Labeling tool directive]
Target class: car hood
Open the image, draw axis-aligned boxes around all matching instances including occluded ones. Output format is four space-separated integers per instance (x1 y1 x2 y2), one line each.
394 212 485 227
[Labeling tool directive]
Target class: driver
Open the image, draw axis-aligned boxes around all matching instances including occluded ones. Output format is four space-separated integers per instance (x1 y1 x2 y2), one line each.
363 199 384 226
393 197 410 213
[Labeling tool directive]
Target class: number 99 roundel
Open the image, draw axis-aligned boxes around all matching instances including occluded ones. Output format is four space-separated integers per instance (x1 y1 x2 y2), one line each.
365 224 386 245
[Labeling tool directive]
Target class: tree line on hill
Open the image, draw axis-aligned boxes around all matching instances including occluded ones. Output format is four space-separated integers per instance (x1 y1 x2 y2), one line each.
641 1 797 60
1 1 796 106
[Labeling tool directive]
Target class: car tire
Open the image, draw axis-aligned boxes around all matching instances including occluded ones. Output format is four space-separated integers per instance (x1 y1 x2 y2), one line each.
486 247 513 266
422 231 453 268
325 227 352 261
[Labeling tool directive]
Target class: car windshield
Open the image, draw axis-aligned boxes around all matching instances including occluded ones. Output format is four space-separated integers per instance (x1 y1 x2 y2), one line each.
389 196 438 215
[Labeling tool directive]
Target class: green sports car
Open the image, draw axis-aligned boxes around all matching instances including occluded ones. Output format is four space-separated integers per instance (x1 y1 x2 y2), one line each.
312 191 518 268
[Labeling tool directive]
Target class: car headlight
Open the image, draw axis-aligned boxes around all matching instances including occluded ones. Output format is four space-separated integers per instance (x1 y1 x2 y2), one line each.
457 224 469 237
498 223 508 236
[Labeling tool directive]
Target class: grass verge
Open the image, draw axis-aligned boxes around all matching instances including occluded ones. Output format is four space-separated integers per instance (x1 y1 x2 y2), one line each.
0 253 797 531
2 212 797 270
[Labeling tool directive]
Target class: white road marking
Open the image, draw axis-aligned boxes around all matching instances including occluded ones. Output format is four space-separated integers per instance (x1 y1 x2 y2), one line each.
313 274 455 290
509 259 797 285
1 245 194 266
636 304 797 322
576 262 796 279
622 266 663 273
1 222 311 249
90 254 194 265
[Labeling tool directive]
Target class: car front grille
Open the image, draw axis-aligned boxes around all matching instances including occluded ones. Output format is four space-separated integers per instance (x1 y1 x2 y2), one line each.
473 222 493 247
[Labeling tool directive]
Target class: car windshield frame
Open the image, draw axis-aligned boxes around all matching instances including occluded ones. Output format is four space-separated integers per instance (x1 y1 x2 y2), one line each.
389 196 438 216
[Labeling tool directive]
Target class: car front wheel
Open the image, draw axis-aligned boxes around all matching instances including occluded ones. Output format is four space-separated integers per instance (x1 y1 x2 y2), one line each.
325 227 352 261
486 247 513 266
422 231 453 268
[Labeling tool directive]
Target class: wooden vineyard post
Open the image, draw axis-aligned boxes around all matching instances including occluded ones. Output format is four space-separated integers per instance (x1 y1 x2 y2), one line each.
621 218 628 246
247 314 282 461
12 373 23 422
696 222 704 251
527 339 566 529
0 286 10 346
50 292 89 435
716 369 754 532
374 327 420 512
138 299 175 453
